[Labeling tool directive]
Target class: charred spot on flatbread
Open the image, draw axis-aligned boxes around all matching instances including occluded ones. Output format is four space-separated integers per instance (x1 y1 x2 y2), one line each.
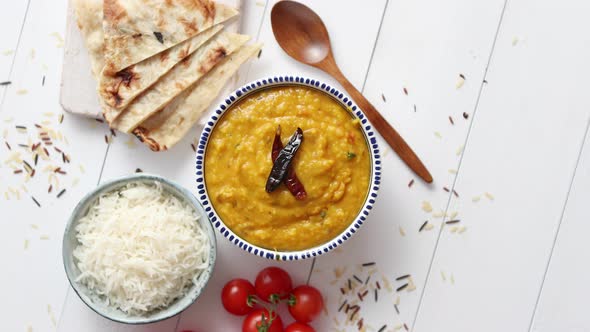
153 31 164 44
198 47 226 73
133 126 162 151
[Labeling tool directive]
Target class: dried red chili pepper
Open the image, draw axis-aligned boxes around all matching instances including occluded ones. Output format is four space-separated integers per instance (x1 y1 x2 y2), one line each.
268 126 307 199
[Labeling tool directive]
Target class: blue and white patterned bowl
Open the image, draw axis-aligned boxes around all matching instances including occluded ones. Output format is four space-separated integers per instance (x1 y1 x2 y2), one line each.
62 174 216 324
195 76 381 261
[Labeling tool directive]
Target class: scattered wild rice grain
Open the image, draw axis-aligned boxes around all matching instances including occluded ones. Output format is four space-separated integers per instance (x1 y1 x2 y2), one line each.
396 283 408 292
0 81 11 86
381 94 386 102
413 104 417 112
95 118 104 123
135 168 143 173
353 275 363 283
362 262 376 267
14 169 23 174
378 325 387 332
31 196 41 207
394 303 400 314
48 185 52 193
403 87 408 95
57 189 66 198
445 219 460 224
443 186 450 192
404 323 409 331
453 189 459 197
449 116 454 125
257 49 262 58
463 112 469 119
365 275 371 285
419 220 428 232
338 300 347 312
191 143 196 152
376 281 381 289
5 141 11 150
408 179 414 188
396 274 410 281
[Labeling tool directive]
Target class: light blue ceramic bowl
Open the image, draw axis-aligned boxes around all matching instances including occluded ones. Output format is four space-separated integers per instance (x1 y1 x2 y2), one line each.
62 174 216 324
196 76 381 261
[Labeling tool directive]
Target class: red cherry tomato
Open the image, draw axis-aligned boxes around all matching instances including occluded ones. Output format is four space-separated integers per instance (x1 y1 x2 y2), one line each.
285 322 315 332
255 267 293 302
288 285 323 323
221 278 256 316
242 308 283 332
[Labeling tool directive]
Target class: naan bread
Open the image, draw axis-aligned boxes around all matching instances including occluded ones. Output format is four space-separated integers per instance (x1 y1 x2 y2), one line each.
99 24 223 115
103 0 238 73
111 32 250 132
73 0 104 78
133 43 262 151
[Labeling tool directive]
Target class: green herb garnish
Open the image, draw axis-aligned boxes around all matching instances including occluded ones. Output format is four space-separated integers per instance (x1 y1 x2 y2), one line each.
347 152 357 160
320 210 327 218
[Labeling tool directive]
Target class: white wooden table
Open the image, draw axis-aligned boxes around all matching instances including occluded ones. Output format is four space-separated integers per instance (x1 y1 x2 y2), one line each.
2 0 590 331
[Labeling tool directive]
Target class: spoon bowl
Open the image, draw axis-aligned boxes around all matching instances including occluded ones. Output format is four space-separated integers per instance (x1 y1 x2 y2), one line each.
271 0 331 64
271 1 433 183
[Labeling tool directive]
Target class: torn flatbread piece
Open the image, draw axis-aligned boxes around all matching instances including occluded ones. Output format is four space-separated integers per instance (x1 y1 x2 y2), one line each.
103 0 238 73
111 32 250 132
73 0 104 79
133 43 262 151
99 24 223 115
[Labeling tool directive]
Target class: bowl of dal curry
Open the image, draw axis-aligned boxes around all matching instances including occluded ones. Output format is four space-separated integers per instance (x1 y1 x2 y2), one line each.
196 76 381 260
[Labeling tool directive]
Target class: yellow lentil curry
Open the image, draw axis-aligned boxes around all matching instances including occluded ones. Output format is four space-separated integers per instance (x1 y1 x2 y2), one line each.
205 86 371 251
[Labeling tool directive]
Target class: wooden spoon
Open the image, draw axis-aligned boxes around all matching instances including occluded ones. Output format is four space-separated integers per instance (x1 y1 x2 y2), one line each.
271 1 433 183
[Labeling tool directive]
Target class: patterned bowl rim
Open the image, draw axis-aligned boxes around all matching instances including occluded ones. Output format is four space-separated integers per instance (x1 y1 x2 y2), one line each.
195 75 381 261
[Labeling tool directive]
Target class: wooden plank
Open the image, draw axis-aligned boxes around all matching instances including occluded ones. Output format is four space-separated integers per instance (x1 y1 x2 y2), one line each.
0 1 112 332
413 0 590 331
531 125 590 331
0 0 29 81
309 0 506 330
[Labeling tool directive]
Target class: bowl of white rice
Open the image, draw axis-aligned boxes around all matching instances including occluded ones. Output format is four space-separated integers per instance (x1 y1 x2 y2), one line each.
62 174 216 324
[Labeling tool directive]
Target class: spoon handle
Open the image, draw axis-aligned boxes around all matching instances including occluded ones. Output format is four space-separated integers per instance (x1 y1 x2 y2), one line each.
329 67 433 183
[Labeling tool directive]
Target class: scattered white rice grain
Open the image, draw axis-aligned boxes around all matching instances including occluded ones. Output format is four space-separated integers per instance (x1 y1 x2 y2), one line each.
512 37 519 46
24 239 29 250
72 177 80 187
399 226 406 237
16 89 28 95
472 195 481 202
43 112 54 117
448 169 457 174
485 192 495 200
449 211 459 219
30 224 39 229
458 226 467 234
450 226 458 233
40 235 49 240
434 131 442 139
424 223 434 231
2 49 14 55
421 201 433 213
441 270 447 281
256 1 265 6
29 48 35 59
456 75 465 89
450 274 455 285
456 145 464 156
432 210 444 218
47 304 56 326
49 32 64 48
27 325 33 332
4 192 9 200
